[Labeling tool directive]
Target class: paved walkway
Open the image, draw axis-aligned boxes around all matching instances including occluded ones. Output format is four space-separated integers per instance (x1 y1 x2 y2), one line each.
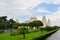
46 30 60 40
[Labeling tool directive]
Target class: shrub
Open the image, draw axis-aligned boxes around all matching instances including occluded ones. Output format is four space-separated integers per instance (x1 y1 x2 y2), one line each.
13 23 20 29
20 27 29 39
10 32 17 36
39 28 44 31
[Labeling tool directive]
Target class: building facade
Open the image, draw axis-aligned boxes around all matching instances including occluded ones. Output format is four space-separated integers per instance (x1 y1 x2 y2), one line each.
24 14 37 23
24 14 51 27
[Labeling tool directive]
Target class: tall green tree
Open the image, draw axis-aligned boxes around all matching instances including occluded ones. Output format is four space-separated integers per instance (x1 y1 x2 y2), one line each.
20 23 29 26
0 16 7 22
8 19 15 28
0 22 7 29
28 20 43 29
13 23 20 29
0 16 7 29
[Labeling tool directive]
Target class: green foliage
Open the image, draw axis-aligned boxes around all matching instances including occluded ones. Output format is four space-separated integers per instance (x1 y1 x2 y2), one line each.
0 16 7 29
19 20 43 28
8 19 15 28
10 32 17 36
0 22 7 29
20 23 29 26
44 27 52 31
0 16 16 29
42 26 58 31
34 29 57 40
28 20 43 30
0 29 57 40
28 20 43 27
40 28 45 31
21 28 29 34
53 26 59 29
13 23 20 29
20 27 29 39
0 16 7 22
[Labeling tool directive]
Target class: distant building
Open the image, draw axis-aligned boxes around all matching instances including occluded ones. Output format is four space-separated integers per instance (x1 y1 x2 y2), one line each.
16 19 19 23
24 14 37 23
42 16 51 27
24 14 51 27
30 14 37 21
47 19 51 26
42 16 46 27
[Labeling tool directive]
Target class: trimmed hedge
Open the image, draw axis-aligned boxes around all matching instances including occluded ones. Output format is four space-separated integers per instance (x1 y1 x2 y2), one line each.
33 29 58 40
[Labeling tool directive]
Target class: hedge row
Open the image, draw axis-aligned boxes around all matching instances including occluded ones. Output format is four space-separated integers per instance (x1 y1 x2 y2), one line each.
33 29 58 40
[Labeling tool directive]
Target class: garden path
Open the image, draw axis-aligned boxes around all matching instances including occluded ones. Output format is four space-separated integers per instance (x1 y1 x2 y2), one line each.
46 30 60 40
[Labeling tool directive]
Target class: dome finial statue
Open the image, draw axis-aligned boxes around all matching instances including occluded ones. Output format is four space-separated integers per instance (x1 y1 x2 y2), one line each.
31 13 37 21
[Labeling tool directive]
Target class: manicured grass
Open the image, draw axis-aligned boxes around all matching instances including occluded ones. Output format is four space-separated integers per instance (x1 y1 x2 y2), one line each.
0 30 57 40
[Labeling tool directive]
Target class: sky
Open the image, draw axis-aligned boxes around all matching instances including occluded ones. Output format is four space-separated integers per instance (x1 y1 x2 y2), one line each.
0 0 60 26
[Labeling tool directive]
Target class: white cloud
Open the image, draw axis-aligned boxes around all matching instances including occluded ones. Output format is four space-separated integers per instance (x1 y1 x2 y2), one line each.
34 7 52 13
11 0 44 9
0 0 46 19
46 8 60 26
53 0 60 4
0 0 60 16
0 0 60 25
37 7 60 26
9 0 45 16
44 0 60 4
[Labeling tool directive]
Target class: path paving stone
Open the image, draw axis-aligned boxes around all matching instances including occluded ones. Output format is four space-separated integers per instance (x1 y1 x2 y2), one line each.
46 30 60 40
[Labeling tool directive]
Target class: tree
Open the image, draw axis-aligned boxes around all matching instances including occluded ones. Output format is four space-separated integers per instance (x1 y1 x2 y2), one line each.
0 22 7 29
13 23 20 29
20 23 29 26
0 16 7 22
7 19 15 28
28 20 43 29
21 27 29 39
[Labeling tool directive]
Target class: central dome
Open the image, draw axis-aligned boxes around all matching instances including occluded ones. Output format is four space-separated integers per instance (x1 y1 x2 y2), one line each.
30 14 37 21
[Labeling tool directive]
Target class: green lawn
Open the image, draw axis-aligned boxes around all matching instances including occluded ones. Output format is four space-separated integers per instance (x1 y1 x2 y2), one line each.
0 30 56 40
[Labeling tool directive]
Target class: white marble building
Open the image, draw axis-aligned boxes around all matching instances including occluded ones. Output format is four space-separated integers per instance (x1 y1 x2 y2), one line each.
24 14 51 27
24 14 37 23
42 16 47 27
47 19 51 26
42 16 51 27
16 19 19 23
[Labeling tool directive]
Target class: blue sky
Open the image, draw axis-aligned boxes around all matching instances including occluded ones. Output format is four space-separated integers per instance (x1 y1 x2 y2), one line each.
0 0 60 26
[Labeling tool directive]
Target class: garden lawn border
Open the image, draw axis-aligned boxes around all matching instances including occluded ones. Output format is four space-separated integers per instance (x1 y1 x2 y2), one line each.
33 29 58 40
